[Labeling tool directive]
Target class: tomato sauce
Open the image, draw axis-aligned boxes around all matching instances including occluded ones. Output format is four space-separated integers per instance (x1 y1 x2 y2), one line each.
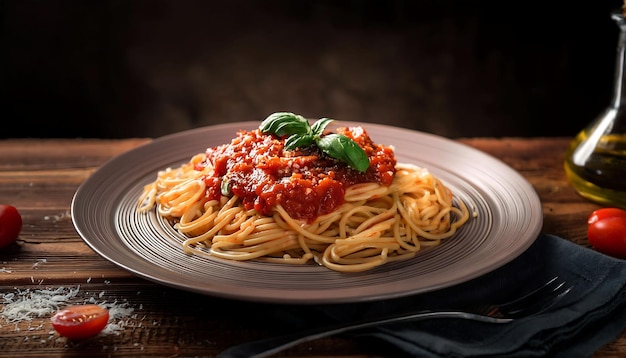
197 127 397 222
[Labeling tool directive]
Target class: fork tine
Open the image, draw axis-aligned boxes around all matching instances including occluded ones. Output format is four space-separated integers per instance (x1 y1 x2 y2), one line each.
506 283 572 318
498 277 561 309
494 277 572 318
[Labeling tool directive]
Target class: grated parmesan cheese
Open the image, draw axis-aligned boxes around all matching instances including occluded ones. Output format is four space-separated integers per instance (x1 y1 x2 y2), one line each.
1 285 138 336
1 287 80 323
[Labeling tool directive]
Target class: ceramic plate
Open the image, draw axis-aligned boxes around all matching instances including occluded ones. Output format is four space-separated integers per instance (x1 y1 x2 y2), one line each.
72 122 542 304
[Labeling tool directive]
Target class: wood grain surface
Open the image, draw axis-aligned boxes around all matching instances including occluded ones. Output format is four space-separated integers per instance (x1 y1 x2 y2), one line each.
0 137 623 357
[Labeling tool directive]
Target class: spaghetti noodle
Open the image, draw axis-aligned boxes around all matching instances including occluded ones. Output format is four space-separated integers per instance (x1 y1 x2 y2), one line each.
137 122 470 272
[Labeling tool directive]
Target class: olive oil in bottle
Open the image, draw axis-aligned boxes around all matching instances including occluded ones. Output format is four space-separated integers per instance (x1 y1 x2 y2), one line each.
564 10 626 209
564 131 626 207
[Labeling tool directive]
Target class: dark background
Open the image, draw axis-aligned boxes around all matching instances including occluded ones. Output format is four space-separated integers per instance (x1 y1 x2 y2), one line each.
1 0 623 139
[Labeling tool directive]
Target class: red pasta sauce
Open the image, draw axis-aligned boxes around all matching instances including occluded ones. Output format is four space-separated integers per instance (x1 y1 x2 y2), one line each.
196 126 397 223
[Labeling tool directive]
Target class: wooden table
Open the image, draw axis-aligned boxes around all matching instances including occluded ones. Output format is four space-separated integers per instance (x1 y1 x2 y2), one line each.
0 137 624 357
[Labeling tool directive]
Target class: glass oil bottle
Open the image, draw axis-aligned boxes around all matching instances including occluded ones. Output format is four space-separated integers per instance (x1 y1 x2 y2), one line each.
564 10 626 209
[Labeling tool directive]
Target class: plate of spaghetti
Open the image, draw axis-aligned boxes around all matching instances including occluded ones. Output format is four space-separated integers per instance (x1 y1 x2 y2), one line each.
72 113 542 304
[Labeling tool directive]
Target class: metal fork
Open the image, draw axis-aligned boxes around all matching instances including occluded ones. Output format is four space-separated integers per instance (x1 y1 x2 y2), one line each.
217 277 572 358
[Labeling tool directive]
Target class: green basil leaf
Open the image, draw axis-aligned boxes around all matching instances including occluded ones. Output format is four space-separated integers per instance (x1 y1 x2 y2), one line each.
285 133 314 150
316 134 369 172
310 117 334 139
259 112 310 137
260 113 370 172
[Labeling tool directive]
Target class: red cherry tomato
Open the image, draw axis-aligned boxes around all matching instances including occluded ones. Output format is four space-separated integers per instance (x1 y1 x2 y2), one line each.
0 204 22 249
588 207 626 225
51 304 109 339
587 208 626 259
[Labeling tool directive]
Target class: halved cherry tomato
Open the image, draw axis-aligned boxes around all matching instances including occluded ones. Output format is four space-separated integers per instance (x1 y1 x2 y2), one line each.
51 304 109 339
587 208 626 259
0 204 22 249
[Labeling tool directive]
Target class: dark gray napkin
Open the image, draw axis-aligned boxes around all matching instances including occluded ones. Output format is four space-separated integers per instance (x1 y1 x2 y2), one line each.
260 234 626 357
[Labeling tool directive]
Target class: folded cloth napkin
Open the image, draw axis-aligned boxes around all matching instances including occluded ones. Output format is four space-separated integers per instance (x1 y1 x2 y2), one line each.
258 234 626 357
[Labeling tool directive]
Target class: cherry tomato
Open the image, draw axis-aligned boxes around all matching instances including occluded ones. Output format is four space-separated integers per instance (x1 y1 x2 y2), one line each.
51 304 109 339
0 204 22 249
587 208 626 259
588 207 626 225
